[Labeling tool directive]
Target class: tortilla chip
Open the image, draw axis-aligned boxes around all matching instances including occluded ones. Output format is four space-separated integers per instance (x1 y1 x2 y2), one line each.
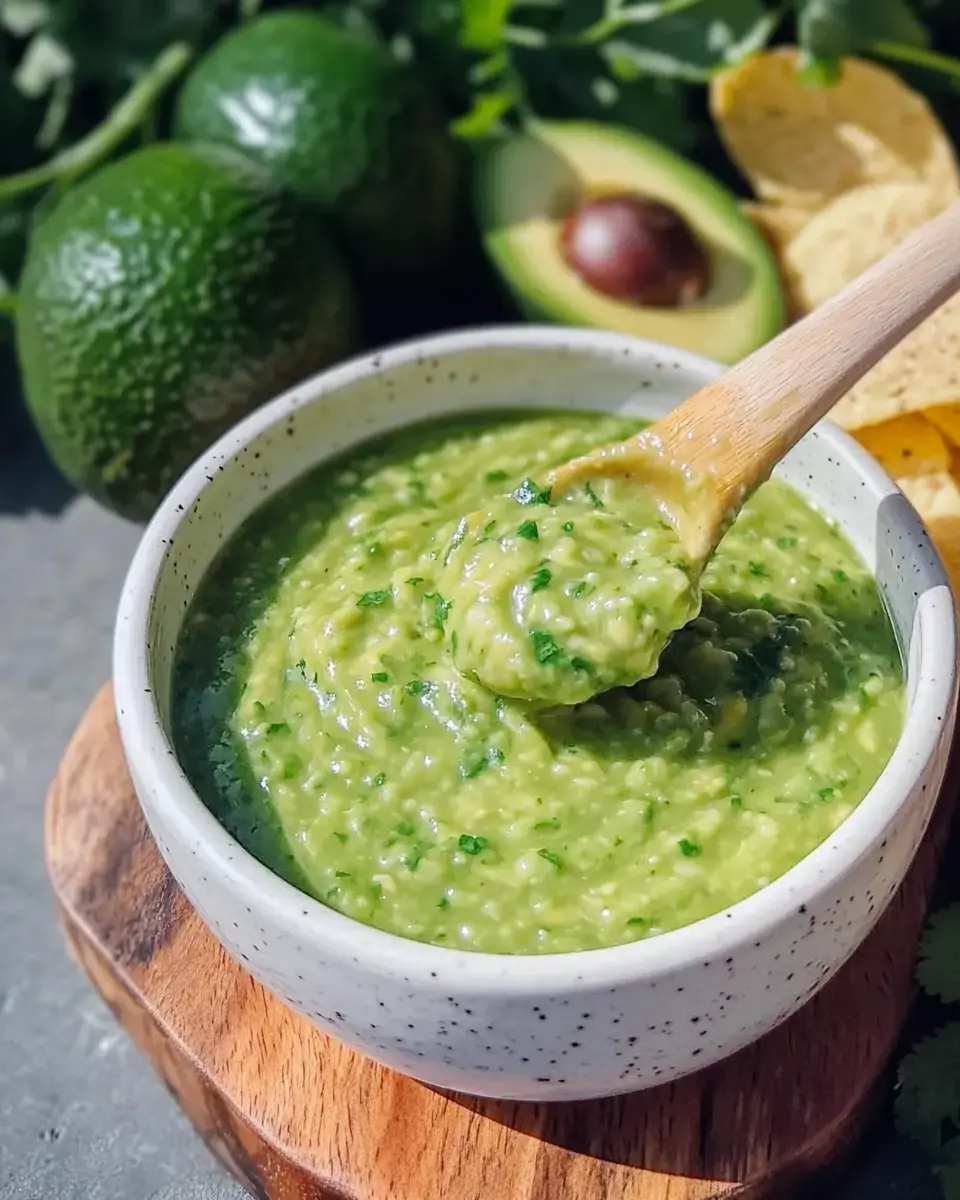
784 182 949 315
711 48 960 210
741 201 810 256
855 414 951 478
924 405 960 450
829 293 960 430
897 471 960 591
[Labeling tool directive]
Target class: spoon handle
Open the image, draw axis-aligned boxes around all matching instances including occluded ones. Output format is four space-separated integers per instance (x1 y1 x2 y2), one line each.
660 200 960 504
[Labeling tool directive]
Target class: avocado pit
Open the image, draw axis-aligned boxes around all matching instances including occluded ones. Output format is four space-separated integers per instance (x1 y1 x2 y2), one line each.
560 194 710 307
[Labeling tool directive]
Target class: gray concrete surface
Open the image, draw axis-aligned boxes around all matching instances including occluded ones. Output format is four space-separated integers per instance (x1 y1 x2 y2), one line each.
0 422 243 1199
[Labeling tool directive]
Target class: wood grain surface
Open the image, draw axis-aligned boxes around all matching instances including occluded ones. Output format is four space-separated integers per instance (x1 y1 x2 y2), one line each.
45 684 957 1200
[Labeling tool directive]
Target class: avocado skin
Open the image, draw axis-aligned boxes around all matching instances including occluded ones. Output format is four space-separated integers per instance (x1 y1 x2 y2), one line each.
16 141 359 521
174 11 463 291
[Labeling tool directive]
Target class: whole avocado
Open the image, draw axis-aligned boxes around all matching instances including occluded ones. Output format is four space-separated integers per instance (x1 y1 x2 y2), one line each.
16 141 359 520
173 11 462 290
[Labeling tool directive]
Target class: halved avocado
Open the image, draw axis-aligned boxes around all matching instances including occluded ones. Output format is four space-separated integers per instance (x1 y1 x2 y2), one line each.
476 120 786 364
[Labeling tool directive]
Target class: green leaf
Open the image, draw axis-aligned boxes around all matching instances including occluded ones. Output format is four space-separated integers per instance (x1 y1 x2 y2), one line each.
797 0 928 67
530 566 552 592
530 629 563 663
516 519 539 540
357 589 391 608
917 905 960 1003
538 847 564 868
462 0 513 49
451 87 515 139
458 833 489 855
896 1025 960 1158
602 0 778 82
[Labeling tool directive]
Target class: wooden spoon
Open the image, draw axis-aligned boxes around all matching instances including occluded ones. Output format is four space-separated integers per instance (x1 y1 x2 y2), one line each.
548 200 960 566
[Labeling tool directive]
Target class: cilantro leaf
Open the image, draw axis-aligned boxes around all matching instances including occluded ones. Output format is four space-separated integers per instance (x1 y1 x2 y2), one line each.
678 837 702 858
424 591 452 629
602 0 778 83
896 1025 960 1158
459 833 489 855
461 0 513 51
357 589 391 608
538 848 564 868
797 0 928 69
917 905 960 1003
530 629 563 664
517 520 539 540
530 566 552 592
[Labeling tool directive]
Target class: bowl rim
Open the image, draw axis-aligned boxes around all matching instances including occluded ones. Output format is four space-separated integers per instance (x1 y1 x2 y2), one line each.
114 324 958 993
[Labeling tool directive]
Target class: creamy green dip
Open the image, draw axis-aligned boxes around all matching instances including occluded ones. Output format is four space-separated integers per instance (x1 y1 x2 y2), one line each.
173 411 904 955
440 475 699 705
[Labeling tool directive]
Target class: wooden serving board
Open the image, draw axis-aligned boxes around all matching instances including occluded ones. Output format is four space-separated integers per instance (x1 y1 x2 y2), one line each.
45 685 957 1200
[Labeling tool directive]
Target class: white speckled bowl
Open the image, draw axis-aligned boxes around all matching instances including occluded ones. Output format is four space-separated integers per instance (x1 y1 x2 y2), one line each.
114 326 957 1102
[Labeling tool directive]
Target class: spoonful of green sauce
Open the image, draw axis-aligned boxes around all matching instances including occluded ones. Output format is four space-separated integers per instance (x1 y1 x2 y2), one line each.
438 471 700 706
442 201 960 706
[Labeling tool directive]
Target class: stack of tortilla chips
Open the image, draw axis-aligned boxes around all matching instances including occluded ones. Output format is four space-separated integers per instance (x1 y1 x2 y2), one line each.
712 47 960 590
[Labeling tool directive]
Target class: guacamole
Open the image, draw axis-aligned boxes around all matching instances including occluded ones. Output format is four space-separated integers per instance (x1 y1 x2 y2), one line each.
440 473 700 705
173 411 904 955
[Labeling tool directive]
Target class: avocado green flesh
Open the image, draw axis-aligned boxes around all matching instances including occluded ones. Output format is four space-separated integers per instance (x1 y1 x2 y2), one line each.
16 141 359 520
173 410 903 956
174 11 462 287
441 477 700 705
476 122 786 365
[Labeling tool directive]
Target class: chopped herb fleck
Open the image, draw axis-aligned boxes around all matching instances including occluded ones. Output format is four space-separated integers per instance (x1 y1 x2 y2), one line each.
530 566 552 592
265 722 290 736
404 846 424 871
583 481 604 509
567 580 589 598
570 656 594 673
404 679 432 697
252 700 266 716
747 561 768 578
437 895 450 909
730 794 743 810
817 786 837 801
371 672 389 683
357 589 391 608
562 521 575 533
776 536 797 549
534 818 561 832
530 629 563 664
459 833 489 855
406 576 424 586
424 591 451 629
678 838 702 858
626 916 647 927
282 755 302 779
295 658 307 678
334 870 352 879
373 773 387 787
538 848 563 869
332 831 348 844
485 469 508 483
831 568 848 584
516 520 539 541
451 630 459 655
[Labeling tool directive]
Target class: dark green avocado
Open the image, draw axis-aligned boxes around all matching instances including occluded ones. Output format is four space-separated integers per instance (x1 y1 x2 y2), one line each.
174 11 463 291
16 141 360 520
